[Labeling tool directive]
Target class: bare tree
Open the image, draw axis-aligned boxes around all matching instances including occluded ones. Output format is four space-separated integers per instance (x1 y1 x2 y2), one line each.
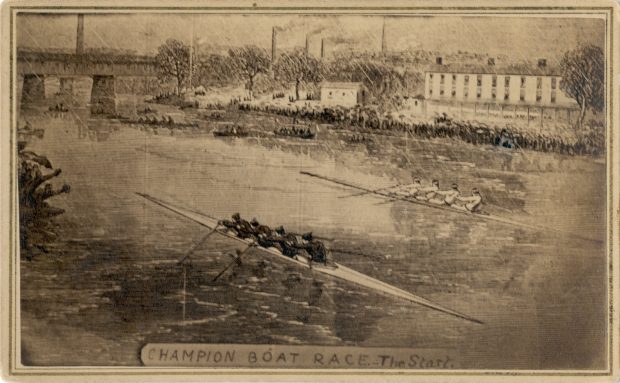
274 49 324 101
559 44 605 127
228 45 270 99
156 39 198 96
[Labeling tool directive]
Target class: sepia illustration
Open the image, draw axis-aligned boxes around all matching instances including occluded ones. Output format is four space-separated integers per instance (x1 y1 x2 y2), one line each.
3 2 617 378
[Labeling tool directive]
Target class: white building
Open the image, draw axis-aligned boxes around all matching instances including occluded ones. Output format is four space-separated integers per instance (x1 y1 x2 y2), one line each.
423 61 580 126
320 82 367 107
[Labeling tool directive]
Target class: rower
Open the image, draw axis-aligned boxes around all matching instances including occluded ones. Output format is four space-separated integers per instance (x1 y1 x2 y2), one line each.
416 179 439 201
300 232 331 265
454 188 483 212
429 183 460 206
220 213 254 239
271 225 300 258
392 177 423 198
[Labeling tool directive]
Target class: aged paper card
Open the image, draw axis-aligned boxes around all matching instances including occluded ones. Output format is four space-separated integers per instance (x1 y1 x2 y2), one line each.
1 0 619 381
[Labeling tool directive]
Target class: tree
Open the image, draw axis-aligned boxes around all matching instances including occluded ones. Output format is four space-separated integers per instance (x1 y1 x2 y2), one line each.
197 53 238 87
156 39 198 96
559 44 605 127
274 50 324 101
228 45 270 99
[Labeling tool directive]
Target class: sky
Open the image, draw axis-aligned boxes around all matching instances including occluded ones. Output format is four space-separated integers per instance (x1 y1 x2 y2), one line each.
16 13 605 64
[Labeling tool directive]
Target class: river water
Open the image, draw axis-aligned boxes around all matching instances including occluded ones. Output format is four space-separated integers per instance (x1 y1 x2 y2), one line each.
18 101 607 369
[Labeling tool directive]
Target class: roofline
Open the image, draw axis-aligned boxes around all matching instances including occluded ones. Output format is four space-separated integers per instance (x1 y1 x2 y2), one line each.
425 70 562 77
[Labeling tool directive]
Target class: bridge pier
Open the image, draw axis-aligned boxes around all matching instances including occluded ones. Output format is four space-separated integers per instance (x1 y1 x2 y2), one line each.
59 77 74 96
90 75 117 115
21 74 46 105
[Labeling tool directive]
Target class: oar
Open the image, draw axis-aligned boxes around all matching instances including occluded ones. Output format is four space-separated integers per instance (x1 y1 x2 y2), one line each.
338 183 403 199
178 225 221 265
212 242 256 282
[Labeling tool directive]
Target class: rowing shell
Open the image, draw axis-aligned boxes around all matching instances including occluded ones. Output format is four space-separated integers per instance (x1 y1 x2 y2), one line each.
299 171 602 244
136 192 483 325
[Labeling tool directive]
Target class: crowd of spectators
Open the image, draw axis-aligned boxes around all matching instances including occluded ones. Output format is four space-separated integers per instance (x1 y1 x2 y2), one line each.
235 102 605 156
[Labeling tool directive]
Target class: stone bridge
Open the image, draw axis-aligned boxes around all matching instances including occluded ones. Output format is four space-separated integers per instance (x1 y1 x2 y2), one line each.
17 51 159 114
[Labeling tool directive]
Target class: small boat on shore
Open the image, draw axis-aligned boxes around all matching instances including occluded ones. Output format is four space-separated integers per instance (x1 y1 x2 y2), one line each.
274 126 315 140
213 125 249 137
136 192 483 324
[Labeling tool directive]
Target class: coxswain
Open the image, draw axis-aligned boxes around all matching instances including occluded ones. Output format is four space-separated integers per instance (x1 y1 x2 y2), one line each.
454 188 483 212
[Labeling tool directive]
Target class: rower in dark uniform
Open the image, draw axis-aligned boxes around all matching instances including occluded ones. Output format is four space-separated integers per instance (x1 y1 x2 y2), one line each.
270 226 300 258
220 213 254 239
299 232 332 265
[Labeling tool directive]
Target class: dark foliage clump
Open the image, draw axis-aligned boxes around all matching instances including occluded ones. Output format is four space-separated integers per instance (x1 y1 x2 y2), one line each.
18 142 70 259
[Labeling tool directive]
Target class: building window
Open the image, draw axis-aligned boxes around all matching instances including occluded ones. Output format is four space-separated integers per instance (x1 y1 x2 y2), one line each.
536 77 542 89
464 75 469 97
519 92 525 101
343 92 346 96
429 74 433 80
451 90 456 97
520 76 526 87
504 92 509 101
504 76 510 88
492 75 497 88
477 75 482 87
329 91 332 96
440 89 444 95
452 74 456 81
429 88 433 96
477 89 481 98
551 78 557 89
536 77 542 102
551 92 556 103
440 74 445 84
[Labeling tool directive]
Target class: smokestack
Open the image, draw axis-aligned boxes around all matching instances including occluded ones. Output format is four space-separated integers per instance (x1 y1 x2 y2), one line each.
381 18 386 53
76 14 84 55
538 58 547 68
321 38 325 60
305 34 309 56
272 27 277 62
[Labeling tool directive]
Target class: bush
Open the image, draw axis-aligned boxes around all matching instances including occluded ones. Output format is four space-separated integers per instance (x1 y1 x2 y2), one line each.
18 142 70 259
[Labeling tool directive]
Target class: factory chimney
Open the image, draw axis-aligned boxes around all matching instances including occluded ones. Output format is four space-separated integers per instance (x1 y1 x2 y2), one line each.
381 18 386 53
321 38 325 60
76 14 85 55
272 27 277 62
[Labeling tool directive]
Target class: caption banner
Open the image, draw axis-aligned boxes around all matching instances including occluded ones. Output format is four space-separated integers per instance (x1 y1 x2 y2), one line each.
141 343 459 369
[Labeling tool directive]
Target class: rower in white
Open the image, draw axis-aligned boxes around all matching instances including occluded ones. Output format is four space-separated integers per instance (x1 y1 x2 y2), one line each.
453 188 483 212
416 179 440 201
429 183 460 206
391 177 423 198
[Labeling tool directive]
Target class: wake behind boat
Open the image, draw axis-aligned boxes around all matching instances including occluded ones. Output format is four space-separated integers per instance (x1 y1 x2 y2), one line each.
136 192 483 325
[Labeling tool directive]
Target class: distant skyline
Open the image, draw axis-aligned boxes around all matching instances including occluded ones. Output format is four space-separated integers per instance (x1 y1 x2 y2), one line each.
17 14 605 65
